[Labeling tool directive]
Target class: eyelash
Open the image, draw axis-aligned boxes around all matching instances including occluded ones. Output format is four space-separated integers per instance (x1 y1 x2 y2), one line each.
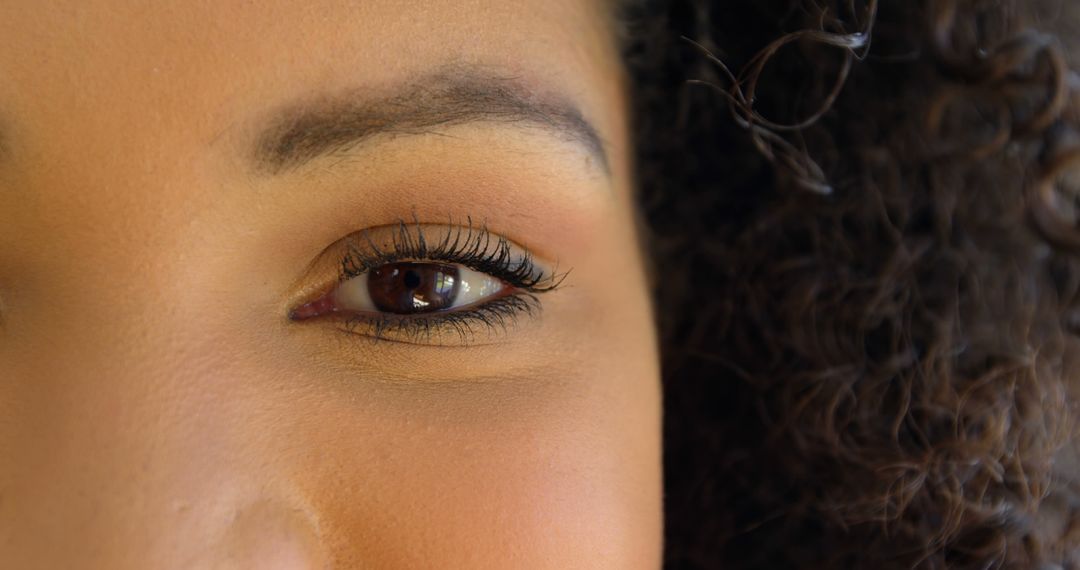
335 220 565 344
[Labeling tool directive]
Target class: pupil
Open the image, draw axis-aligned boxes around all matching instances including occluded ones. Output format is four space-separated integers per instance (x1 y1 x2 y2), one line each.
367 262 461 314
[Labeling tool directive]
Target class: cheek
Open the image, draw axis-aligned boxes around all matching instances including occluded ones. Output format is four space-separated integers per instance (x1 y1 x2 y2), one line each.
237 362 661 569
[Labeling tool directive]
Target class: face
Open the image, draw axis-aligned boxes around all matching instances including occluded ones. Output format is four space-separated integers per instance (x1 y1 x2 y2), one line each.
0 0 660 568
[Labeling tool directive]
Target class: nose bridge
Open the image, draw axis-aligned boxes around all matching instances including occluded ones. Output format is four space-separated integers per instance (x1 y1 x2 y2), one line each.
4 115 226 379
0 6 334 567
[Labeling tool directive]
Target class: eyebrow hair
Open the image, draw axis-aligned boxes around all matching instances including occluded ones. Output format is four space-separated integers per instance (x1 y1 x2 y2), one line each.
253 70 609 174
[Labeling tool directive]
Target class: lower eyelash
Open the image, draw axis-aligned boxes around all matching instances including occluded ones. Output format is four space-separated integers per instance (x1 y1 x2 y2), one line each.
339 293 541 345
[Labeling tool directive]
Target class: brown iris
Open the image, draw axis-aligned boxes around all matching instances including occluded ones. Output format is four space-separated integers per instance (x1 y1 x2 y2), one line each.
367 262 461 314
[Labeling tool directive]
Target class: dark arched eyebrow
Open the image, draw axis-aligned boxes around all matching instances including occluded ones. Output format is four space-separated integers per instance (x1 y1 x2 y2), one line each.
252 69 609 175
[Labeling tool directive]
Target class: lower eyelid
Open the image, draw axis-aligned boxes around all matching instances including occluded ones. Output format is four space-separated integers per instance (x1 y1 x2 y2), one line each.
338 292 543 346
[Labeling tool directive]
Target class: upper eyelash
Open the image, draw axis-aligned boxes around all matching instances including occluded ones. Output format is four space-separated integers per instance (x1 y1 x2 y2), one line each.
339 218 566 292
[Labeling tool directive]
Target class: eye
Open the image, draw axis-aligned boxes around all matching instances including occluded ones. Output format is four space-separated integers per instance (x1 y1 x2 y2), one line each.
291 261 511 320
339 261 509 314
286 222 566 345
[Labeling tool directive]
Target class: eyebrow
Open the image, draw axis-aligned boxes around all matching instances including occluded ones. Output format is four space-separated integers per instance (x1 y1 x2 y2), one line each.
252 69 609 175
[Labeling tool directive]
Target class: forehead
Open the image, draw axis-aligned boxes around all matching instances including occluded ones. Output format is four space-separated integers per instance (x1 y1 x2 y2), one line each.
0 0 614 80
0 0 617 169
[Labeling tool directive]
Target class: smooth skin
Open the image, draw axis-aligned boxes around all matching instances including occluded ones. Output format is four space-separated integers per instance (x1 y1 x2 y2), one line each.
0 1 661 568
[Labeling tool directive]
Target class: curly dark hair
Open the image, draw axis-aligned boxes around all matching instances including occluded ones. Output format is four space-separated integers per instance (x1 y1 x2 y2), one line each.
623 0 1080 567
